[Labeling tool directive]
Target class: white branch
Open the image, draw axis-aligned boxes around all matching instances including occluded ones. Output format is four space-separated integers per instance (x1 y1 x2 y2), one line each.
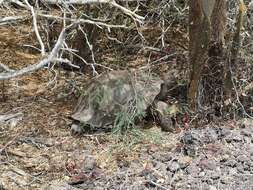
41 0 143 4
0 23 77 80
24 0 46 56
0 16 25 26
38 14 127 29
41 0 144 22
0 0 28 8
0 62 15 72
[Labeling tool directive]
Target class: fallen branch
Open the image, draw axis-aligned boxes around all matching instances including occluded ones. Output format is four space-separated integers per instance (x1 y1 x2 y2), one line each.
0 135 19 154
0 16 25 26
0 112 23 123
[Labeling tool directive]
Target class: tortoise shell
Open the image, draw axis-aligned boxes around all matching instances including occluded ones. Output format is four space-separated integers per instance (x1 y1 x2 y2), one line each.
71 70 163 130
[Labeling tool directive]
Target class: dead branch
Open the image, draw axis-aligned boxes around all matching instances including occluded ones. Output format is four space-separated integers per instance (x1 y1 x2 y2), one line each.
38 14 127 29
0 23 77 80
41 0 144 4
0 16 25 25
0 112 23 123
41 0 145 22
24 0 46 56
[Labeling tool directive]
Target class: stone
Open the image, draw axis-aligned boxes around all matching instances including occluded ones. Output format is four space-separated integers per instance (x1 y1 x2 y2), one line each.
202 128 218 143
199 159 217 170
240 129 252 137
186 165 200 176
219 154 230 162
237 154 250 163
178 156 192 169
183 145 196 157
228 168 237 175
225 134 243 143
219 128 231 138
167 161 180 172
209 185 217 190
82 155 96 171
181 132 195 144
224 159 237 167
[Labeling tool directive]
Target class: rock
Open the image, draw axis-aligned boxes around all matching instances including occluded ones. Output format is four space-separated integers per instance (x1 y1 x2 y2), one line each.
82 155 96 171
199 171 206 177
209 185 217 190
167 161 180 172
183 145 196 157
186 165 200 176
237 154 250 163
225 133 243 143
157 152 172 162
219 128 231 138
181 132 195 144
220 154 230 162
202 128 218 143
198 159 217 170
228 168 237 175
209 171 220 180
178 156 192 169
224 159 237 167
240 129 252 137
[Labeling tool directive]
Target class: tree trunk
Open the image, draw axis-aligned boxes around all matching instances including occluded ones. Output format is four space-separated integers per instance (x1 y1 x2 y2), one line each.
188 0 226 111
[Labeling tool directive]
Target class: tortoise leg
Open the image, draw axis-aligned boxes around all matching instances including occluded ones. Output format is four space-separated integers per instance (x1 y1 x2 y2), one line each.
71 121 83 135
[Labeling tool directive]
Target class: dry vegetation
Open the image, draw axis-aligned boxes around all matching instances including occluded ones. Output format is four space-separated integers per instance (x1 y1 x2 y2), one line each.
0 0 252 189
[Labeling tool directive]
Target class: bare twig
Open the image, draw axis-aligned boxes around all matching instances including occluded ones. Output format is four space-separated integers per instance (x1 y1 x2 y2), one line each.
24 0 45 56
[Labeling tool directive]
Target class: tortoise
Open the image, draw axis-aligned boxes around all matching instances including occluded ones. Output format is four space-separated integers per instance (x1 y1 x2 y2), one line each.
70 70 178 134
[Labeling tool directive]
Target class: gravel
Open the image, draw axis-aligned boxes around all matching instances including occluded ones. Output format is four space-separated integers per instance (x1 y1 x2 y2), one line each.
42 120 253 190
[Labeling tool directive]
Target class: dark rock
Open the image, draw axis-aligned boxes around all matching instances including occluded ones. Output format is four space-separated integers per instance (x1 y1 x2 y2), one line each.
224 159 237 167
183 145 196 157
181 132 196 144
